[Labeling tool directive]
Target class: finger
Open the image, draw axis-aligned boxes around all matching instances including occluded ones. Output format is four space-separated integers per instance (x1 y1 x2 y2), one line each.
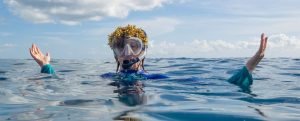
30 47 36 57
261 35 268 52
30 48 38 60
35 45 42 54
261 33 264 40
33 44 40 54
34 44 43 56
261 33 265 40
46 52 51 60
46 52 50 57
30 44 35 55
259 33 264 50
29 48 34 57
32 44 38 55
264 37 268 50
33 45 42 60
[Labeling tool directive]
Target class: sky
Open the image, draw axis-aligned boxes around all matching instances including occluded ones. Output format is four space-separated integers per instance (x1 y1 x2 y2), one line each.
0 0 299 59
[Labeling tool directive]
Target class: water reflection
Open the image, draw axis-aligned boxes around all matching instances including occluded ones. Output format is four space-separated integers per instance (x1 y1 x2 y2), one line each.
108 73 147 120
110 79 146 106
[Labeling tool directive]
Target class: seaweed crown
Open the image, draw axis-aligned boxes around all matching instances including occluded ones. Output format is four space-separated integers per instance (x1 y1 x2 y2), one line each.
108 25 148 48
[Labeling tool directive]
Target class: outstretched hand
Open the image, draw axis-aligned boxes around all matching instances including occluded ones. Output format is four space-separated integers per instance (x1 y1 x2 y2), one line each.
257 33 268 58
29 44 51 67
246 33 268 72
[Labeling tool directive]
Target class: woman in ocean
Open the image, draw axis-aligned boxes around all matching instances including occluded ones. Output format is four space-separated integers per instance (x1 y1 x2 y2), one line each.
29 25 268 105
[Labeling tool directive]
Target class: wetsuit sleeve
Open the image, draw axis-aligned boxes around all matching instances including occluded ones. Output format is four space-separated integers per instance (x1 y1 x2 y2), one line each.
227 66 253 89
41 64 55 74
100 72 116 79
144 73 169 79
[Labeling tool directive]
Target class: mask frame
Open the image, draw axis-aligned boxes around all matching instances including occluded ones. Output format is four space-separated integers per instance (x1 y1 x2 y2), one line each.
113 37 148 72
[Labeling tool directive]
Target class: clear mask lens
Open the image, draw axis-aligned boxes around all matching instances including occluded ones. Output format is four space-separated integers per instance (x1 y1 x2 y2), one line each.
113 37 143 56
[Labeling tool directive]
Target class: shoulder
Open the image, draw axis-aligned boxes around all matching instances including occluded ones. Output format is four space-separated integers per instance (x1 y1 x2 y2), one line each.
100 71 169 80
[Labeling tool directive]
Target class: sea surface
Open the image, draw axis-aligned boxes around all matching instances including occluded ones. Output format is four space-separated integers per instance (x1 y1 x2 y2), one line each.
0 58 299 121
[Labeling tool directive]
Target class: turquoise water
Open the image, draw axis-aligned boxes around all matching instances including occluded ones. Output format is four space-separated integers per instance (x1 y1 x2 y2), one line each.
0 58 300 121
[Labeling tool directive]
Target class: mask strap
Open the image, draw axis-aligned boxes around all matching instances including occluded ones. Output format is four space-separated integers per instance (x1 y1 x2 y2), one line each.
115 56 120 73
116 61 120 72
141 58 146 72
138 46 147 60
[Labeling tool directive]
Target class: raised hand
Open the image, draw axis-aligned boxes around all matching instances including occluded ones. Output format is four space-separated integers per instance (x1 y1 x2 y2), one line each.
246 33 268 72
257 33 268 58
29 44 51 67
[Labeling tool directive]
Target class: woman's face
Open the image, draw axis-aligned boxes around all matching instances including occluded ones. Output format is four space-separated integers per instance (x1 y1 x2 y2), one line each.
115 50 146 71
113 37 146 71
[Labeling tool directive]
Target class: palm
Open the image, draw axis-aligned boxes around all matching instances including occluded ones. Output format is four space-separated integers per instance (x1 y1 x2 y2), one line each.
257 33 268 58
29 44 50 67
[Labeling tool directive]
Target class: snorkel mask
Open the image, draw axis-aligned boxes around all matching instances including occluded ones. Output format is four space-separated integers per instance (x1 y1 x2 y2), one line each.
108 25 148 72
113 37 147 70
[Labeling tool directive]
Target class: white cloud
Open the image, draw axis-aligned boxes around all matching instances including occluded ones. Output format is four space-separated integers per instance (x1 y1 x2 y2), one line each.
0 43 16 52
0 32 13 36
4 0 174 25
147 34 300 58
83 17 181 38
3 43 15 47
192 0 300 18
126 17 181 37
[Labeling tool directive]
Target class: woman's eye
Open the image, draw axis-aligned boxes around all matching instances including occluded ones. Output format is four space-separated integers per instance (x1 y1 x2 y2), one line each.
130 44 137 48
117 48 124 52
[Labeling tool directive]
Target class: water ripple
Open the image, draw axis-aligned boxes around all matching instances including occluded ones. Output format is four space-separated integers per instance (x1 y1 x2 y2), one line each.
238 97 300 104
0 58 299 121
0 77 8 81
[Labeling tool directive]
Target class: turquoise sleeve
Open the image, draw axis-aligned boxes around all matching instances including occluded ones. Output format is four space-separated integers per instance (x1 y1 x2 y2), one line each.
227 66 253 90
41 64 55 74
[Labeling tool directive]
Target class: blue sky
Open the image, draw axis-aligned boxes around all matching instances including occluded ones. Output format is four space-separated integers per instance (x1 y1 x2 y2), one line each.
0 0 299 59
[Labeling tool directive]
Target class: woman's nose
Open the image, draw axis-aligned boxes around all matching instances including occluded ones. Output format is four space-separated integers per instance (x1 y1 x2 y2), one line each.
123 44 134 56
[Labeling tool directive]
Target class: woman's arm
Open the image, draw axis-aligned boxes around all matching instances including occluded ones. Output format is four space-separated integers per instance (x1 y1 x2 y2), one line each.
246 33 268 73
29 44 55 74
227 33 268 91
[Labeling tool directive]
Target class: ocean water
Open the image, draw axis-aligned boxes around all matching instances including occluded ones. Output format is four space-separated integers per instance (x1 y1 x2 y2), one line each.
0 58 299 121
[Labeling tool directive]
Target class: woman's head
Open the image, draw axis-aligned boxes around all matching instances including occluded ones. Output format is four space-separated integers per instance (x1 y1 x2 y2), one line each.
108 25 148 72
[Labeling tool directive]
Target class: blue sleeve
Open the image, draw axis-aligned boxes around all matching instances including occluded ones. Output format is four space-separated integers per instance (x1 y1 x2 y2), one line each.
227 66 253 89
100 72 116 79
100 72 169 80
144 73 169 79
41 64 55 74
